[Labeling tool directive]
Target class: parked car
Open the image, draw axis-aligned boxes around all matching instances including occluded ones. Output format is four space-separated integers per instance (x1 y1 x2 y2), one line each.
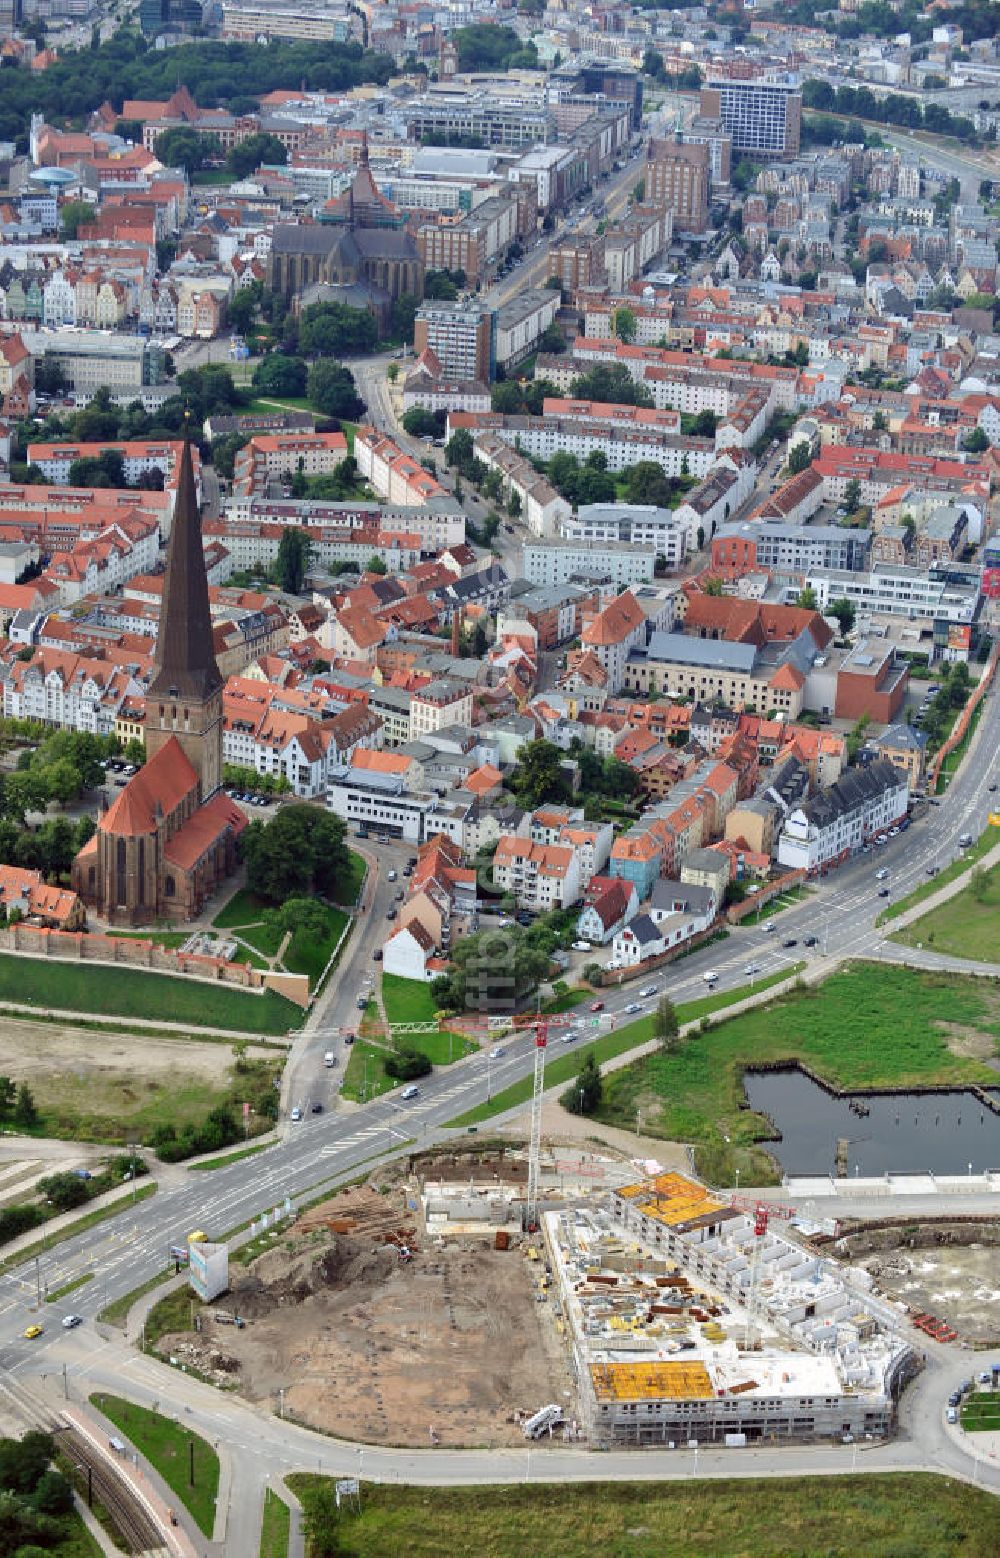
401 1085 420 1100
946 1407 959 1424
373 949 382 960
386 909 396 920
311 1102 323 1114
572 941 592 952
290 1106 302 1122
388 869 397 882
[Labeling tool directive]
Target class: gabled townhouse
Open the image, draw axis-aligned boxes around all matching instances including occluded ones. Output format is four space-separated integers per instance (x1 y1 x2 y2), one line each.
580 590 647 696
576 876 637 946
776 760 909 874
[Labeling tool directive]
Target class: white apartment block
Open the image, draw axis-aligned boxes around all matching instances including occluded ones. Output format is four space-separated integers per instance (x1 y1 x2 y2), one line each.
777 761 909 874
523 540 656 590
410 678 474 738
492 836 582 911
561 505 689 571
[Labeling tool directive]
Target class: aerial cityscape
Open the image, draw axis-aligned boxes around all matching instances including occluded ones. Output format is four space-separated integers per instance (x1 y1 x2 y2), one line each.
0 0 998 1552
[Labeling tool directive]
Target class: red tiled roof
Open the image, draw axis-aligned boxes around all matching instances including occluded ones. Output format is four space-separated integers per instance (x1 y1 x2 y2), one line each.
163 790 247 871
100 738 197 837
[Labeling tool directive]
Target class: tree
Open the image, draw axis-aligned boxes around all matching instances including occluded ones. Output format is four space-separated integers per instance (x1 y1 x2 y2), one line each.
703 576 723 597
0 1077 15 1127
366 553 387 576
433 925 551 1013
872 410 888 433
227 132 287 179
307 360 364 420
43 758 82 807
154 127 221 175
270 897 329 941
391 293 419 343
402 407 440 439
37 1171 90 1212
274 528 310 593
787 440 812 475
124 737 146 767
445 428 474 474
963 426 989 453
242 805 349 904
510 739 567 806
653 996 679 1053
299 302 378 358
796 586 818 611
252 353 308 398
625 461 671 508
13 1085 38 1129
829 597 856 636
384 1044 432 1081
299 1479 346 1558
571 363 652 408
227 287 258 336
59 199 95 239
611 305 636 344
844 478 862 513
387 362 399 384
562 1052 602 1115
31 1468 73 1517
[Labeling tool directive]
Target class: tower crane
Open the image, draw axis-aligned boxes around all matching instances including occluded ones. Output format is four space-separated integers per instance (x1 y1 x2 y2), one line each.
349 1006 580 1227
729 1198 796 1350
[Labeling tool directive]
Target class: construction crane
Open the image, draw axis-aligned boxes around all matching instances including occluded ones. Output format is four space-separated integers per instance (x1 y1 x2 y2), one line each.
729 1198 796 1350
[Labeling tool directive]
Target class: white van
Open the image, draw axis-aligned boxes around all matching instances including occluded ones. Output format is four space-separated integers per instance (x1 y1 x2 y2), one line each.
702 970 719 984
875 868 889 881
323 1051 335 1068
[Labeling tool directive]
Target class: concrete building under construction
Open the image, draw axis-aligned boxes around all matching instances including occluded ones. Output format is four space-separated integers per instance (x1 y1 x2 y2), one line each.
547 1173 916 1447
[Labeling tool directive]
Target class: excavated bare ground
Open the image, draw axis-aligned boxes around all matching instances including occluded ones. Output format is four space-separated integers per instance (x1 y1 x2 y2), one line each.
158 1224 572 1446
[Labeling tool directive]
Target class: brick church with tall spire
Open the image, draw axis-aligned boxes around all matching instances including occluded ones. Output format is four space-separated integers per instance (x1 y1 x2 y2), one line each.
73 440 246 926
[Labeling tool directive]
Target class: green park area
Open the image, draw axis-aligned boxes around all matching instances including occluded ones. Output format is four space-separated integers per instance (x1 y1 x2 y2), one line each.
961 1391 1000 1433
449 967 800 1132
94 1396 219 1538
287 1473 1000 1558
892 861 1000 963
0 954 298 1035
259 1488 291 1558
591 963 1000 1186
341 978 475 1101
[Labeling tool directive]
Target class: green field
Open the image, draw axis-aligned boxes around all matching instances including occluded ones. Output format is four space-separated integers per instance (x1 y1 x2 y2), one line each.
341 1038 399 1102
283 906 348 983
259 1488 291 1558
213 889 272 929
595 963 1000 1185
961 1390 1000 1433
0 953 299 1034
892 860 1000 962
448 968 802 1130
92 1395 220 1537
877 827 996 924
380 974 475 1063
213 865 361 986
286 1473 1000 1558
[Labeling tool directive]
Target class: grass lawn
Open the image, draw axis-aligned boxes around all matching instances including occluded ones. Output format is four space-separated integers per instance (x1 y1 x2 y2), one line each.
109 930 192 949
286 1473 1000 1558
892 861 1000 962
448 967 800 1130
339 849 366 906
243 396 316 416
234 921 284 959
213 889 272 929
0 953 300 1034
543 983 588 1014
93 1395 219 1538
739 884 808 926
341 1038 398 1102
595 963 1000 1187
29 1066 248 1146
961 1390 1000 1432
877 827 995 924
380 975 474 1064
381 974 440 1024
143 1284 203 1351
283 906 348 983
190 1141 273 1172
259 1488 291 1558
46 1273 94 1304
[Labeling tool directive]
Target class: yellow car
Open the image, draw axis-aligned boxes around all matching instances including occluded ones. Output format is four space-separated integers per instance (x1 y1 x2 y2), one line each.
188 1230 208 1244
23 1324 43 1339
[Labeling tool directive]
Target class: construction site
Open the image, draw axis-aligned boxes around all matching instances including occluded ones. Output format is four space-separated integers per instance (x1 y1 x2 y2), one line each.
829 1218 1000 1347
156 1175 574 1447
544 1173 917 1448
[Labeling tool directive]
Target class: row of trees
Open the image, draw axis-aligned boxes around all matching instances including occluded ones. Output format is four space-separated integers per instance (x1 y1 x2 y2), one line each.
802 78 979 144
0 1430 76 1549
0 31 393 146
242 805 351 905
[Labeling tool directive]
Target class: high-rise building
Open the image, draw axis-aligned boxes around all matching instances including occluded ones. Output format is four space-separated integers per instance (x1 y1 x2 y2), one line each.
413 298 493 384
700 78 802 159
645 138 710 234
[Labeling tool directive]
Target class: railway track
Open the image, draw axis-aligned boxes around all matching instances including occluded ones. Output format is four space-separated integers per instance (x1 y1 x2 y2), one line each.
0 1374 168 1554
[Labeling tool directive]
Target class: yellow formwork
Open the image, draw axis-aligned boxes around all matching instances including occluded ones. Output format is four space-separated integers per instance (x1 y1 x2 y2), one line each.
619 1172 727 1231
590 1360 714 1402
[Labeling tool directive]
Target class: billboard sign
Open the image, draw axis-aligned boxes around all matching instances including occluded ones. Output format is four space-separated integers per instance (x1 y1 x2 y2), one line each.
188 1240 229 1303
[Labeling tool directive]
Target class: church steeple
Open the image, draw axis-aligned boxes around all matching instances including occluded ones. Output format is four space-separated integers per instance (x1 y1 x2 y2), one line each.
148 436 222 705
144 435 223 799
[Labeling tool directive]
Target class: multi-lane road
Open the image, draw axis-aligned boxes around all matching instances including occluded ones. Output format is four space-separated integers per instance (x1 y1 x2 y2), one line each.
0 669 996 1546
